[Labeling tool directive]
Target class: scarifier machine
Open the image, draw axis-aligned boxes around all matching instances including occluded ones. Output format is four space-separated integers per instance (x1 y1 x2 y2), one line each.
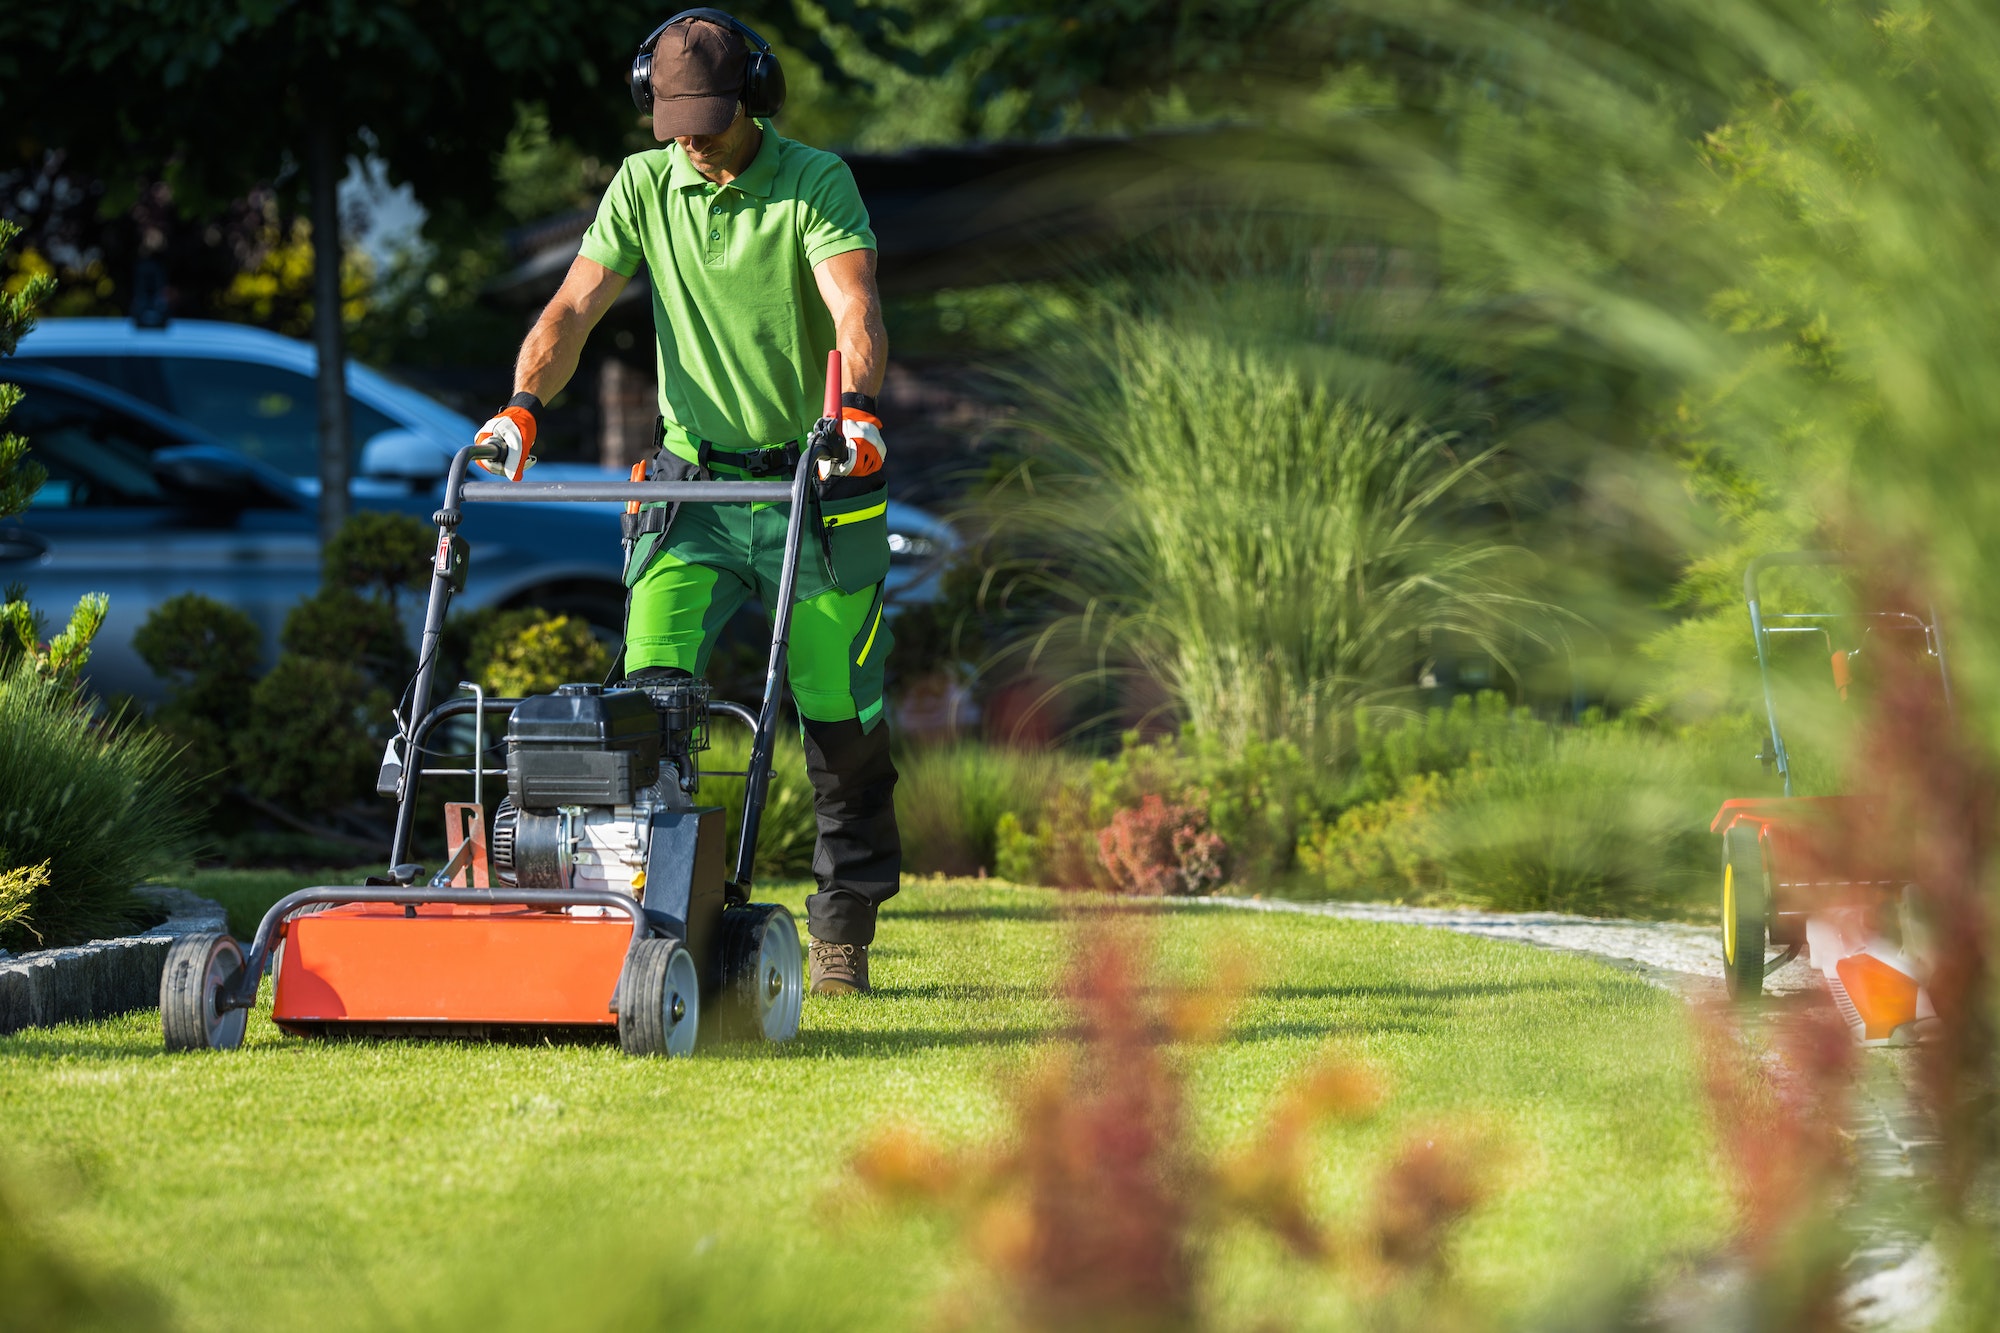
158 356 856 1057
1712 551 1949 1045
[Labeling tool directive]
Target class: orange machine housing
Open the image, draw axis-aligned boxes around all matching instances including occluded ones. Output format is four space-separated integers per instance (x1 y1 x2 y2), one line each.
271 903 631 1030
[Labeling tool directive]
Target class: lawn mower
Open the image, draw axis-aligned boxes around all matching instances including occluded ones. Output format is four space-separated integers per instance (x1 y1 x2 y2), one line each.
158 357 855 1057
1710 551 1948 1044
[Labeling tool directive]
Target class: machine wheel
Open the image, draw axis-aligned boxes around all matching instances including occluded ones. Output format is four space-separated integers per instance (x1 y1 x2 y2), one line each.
715 904 804 1043
1721 824 1770 1001
161 933 249 1051
617 938 701 1057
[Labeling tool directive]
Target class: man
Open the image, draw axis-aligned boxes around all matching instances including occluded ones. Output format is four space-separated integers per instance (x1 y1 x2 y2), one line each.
473 10 897 996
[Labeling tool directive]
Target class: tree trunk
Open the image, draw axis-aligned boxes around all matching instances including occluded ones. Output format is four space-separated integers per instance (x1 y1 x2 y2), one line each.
308 104 351 545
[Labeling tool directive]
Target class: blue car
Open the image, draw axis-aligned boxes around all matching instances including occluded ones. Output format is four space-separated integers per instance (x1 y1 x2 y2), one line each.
4 319 956 701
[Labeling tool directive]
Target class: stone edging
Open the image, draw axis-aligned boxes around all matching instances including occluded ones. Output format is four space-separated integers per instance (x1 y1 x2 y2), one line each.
0 887 228 1036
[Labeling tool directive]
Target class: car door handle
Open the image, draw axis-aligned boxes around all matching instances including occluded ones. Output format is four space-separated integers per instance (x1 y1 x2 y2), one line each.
0 527 51 562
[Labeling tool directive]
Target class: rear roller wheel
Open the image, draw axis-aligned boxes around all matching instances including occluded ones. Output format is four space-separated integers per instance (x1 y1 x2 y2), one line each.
715 904 803 1043
161 933 249 1051
1721 824 1770 1001
617 938 700 1057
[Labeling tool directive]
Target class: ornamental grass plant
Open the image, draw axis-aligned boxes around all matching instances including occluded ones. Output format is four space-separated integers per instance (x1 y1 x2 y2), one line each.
997 304 1551 768
0 669 194 950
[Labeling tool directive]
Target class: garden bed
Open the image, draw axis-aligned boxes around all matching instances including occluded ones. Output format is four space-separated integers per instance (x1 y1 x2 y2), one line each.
0 887 225 1035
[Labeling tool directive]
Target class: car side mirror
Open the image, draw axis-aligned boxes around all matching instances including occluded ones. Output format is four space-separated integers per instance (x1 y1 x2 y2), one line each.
360 429 449 483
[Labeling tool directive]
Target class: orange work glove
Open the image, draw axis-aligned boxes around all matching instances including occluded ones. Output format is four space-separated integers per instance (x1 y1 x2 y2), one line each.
474 394 541 481
819 393 885 480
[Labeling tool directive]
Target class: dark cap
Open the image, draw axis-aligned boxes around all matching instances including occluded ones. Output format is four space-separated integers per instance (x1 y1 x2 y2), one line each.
650 19 746 140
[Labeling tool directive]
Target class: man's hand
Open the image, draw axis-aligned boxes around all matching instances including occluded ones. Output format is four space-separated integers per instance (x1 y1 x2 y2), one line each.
474 395 541 481
819 394 886 480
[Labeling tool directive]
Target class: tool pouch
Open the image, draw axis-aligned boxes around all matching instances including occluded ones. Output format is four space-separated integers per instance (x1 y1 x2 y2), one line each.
814 470 891 593
621 435 707 589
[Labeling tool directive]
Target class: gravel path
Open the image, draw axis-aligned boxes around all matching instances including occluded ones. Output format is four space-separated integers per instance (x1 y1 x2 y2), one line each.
1193 896 1825 998
1191 894 1944 1332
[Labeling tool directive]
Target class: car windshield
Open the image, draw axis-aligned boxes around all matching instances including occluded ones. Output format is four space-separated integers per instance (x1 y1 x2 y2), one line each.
30 354 398 477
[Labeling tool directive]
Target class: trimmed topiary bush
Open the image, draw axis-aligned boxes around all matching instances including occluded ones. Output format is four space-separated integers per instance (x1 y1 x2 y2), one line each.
232 657 392 816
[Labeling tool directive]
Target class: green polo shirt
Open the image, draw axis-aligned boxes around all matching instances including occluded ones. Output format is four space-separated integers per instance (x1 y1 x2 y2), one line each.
578 123 875 454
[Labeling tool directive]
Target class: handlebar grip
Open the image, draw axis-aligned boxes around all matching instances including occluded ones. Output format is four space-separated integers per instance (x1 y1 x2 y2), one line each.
469 441 502 462
824 349 842 420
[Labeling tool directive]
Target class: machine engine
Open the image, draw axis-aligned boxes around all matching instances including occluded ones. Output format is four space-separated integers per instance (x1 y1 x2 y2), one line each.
489 681 729 950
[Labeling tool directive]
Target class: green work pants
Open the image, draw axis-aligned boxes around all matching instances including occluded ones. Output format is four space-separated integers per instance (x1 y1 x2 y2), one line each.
626 497 898 944
625 500 891 725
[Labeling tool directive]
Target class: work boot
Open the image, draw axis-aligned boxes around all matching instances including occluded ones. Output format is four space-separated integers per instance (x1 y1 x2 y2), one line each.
809 938 870 996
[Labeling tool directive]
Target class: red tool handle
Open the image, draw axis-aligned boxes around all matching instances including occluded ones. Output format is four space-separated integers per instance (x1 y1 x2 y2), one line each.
824 349 842 420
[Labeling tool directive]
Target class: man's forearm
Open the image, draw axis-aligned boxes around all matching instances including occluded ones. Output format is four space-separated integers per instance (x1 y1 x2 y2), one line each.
509 256 629 408
836 297 887 398
513 303 592 403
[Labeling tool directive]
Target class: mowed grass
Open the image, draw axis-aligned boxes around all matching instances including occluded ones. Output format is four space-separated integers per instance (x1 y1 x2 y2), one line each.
1 877 1727 1331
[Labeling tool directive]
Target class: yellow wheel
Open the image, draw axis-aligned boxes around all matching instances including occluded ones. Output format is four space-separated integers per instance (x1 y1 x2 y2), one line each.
1721 824 1768 1001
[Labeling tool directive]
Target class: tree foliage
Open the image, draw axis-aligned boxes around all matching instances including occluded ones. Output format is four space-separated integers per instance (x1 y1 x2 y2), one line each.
0 218 52 523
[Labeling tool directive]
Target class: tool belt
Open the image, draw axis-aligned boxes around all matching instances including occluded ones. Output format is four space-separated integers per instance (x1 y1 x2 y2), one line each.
618 419 809 587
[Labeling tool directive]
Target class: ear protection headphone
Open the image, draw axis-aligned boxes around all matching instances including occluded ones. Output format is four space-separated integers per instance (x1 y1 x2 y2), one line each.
630 9 786 120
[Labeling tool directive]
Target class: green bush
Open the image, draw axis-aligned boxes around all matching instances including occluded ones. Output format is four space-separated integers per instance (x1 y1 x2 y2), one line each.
894 743 1086 876
133 513 431 822
1 216 54 523
1432 725 1732 918
1296 772 1447 902
232 658 392 816
132 593 259 792
467 609 610 698
1343 693 1551 806
1295 718 1742 918
0 671 194 949
319 511 431 608
281 587 413 685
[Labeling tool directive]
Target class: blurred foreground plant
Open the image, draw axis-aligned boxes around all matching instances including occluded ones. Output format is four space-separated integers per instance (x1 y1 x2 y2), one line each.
0 1172 166 1332
851 917 1492 1330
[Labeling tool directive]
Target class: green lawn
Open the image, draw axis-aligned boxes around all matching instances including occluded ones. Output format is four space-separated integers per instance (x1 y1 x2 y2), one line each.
2 876 1726 1331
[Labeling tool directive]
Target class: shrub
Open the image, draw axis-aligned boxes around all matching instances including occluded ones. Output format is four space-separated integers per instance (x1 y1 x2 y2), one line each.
467 609 610 698
1105 731 1324 885
133 513 429 821
1096 794 1227 896
1432 725 1728 917
1343 692 1550 806
894 743 1086 876
132 593 259 792
1 590 107 688
281 587 413 685
1 216 54 522
0 672 194 949
232 657 391 816
1295 717 1737 917
1296 772 1447 901
320 510 431 608
0 859 47 935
